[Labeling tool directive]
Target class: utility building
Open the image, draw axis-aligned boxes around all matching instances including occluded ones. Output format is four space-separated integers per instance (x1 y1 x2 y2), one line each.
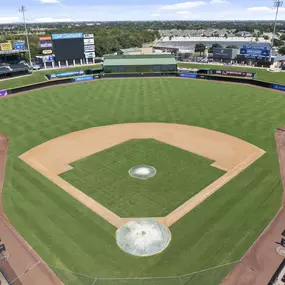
103 54 177 74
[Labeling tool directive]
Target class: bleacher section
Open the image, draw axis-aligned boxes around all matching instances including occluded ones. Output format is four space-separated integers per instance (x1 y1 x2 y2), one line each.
0 62 31 79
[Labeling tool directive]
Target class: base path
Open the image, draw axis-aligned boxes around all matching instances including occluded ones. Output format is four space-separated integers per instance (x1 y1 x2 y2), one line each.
20 123 264 228
0 134 63 285
221 127 285 285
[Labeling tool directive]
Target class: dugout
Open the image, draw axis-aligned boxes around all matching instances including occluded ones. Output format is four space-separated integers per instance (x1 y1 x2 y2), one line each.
103 54 177 73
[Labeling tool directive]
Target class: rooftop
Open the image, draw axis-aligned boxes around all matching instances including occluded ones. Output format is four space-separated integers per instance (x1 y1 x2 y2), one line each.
104 55 177 66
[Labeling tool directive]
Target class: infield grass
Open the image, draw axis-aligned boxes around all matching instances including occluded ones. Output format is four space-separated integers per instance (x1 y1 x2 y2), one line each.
0 78 284 285
61 139 224 217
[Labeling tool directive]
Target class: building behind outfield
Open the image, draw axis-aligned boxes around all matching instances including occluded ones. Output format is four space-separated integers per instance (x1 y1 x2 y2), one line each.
103 54 177 73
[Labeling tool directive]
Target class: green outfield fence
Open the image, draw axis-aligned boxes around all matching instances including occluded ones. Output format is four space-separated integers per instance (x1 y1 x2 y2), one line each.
0 71 284 98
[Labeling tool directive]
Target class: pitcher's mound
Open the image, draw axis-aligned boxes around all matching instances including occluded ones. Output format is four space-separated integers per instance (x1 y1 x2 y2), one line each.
129 165 156 180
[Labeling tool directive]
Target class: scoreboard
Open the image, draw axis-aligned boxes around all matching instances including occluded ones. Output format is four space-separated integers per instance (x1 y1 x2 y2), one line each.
39 33 96 62
52 33 85 61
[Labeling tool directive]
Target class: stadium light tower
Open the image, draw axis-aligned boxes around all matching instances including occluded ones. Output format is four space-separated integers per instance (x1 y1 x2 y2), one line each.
19 5 32 66
272 0 283 46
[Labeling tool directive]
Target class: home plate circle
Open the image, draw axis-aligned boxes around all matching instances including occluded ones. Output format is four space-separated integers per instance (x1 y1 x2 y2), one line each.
116 218 171 257
129 165 156 180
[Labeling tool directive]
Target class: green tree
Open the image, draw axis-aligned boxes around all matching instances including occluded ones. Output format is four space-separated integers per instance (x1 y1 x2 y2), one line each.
273 38 284 47
278 46 285 55
280 34 285 41
195 43 206 55
263 35 269 40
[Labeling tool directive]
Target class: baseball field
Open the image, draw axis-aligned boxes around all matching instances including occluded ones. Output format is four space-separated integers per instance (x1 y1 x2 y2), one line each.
0 77 285 284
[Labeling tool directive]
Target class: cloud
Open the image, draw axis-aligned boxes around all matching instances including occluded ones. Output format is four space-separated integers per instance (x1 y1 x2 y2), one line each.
150 13 160 17
177 11 190 14
247 7 273 13
210 0 228 3
39 0 61 3
0 17 20 23
35 17 71 22
161 1 206 10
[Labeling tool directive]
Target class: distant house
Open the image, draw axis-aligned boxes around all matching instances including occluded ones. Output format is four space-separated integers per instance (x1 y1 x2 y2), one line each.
236 31 253 37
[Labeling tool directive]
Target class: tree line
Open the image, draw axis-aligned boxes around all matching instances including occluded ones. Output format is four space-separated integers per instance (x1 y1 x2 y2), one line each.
0 27 159 58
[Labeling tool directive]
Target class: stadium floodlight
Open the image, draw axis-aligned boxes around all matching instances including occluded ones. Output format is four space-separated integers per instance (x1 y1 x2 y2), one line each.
19 5 32 67
272 0 283 46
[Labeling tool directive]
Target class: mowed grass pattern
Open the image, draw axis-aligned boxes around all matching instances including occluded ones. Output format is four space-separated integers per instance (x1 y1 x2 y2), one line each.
0 78 284 284
61 139 224 217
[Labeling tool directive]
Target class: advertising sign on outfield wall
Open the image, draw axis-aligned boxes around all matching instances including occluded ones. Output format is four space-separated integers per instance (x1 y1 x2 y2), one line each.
74 75 94 82
49 70 85 79
215 70 255 78
272 84 285 92
0 90 7 97
180 73 197 78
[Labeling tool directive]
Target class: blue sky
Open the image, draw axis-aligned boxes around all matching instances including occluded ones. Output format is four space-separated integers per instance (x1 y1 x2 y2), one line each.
1 0 285 23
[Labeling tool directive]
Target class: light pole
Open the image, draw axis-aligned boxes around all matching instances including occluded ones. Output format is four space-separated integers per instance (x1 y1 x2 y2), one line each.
272 0 283 46
19 5 32 66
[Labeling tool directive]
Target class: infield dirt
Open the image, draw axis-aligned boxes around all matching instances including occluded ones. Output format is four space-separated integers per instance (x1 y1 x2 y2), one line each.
20 123 264 228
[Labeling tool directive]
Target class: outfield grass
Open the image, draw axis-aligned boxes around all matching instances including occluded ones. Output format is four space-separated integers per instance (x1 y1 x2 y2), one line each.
0 64 101 91
179 62 285 84
0 78 284 285
61 139 224 217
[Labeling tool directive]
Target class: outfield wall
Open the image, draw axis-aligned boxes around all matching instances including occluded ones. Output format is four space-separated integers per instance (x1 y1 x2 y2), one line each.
0 72 284 97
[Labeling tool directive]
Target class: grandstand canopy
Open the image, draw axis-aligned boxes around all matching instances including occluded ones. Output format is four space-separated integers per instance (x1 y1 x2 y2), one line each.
0 50 28 55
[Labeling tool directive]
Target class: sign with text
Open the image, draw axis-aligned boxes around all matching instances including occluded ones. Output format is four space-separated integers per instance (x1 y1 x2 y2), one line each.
39 36 52 41
180 73 197 78
40 41 52 48
49 70 85 79
272 84 285 92
52 33 83 40
74 75 94 82
85 52 95 58
42 55 55 63
13 41 25 50
215 70 255 78
84 34 94 39
84 38 95 45
42 49 53 55
240 45 270 57
0 90 7 97
84 45 95 52
0 42 12 51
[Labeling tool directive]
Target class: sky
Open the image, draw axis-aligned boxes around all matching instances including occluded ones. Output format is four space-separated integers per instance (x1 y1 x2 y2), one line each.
1 0 285 23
